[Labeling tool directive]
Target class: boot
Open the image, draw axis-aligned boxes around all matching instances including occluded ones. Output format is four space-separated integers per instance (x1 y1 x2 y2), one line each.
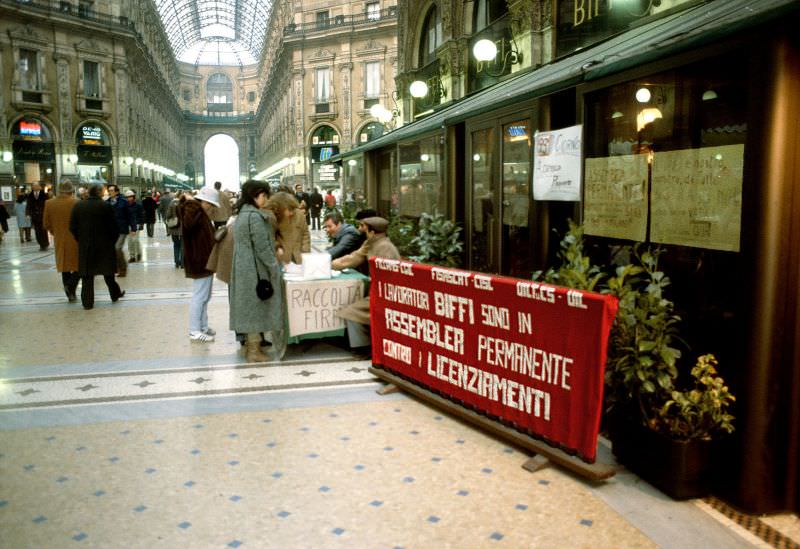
245 337 268 363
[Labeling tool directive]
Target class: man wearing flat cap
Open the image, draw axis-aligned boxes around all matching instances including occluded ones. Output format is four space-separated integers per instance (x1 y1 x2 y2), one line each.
331 216 400 354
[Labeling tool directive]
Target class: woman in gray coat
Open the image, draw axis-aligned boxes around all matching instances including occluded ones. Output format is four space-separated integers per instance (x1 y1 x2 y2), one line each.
229 181 285 362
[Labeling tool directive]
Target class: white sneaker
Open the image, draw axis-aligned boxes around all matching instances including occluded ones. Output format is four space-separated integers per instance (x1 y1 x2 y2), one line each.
189 331 214 342
203 327 216 336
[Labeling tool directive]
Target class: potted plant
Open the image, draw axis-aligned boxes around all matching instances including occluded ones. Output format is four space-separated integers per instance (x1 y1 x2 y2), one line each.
391 210 464 267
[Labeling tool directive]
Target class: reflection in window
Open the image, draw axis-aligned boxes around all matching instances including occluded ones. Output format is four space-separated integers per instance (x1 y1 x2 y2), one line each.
471 128 495 273
419 6 442 67
398 135 446 218
366 2 380 20
474 0 508 31
502 120 533 277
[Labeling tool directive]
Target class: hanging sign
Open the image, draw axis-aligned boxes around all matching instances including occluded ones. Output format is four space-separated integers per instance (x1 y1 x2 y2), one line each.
369 258 618 462
532 124 583 201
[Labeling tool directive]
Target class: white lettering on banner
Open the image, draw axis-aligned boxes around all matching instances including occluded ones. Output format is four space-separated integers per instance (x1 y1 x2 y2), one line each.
426 352 551 420
567 289 588 309
476 335 573 390
515 281 557 303
382 283 430 310
374 258 416 276
431 267 470 286
433 292 475 324
480 304 510 330
384 308 465 354
473 275 494 291
383 339 412 365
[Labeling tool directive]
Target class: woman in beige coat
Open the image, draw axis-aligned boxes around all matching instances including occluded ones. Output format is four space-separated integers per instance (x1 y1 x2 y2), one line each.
43 180 79 302
271 193 310 264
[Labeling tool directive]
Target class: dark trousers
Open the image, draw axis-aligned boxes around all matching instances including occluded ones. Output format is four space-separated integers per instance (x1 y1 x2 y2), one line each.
81 275 122 309
310 210 321 230
146 223 154 237
61 271 79 297
172 234 183 267
32 219 49 249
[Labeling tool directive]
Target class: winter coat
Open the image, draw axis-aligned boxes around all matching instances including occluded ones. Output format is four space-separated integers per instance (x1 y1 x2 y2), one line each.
107 195 136 235
309 191 323 214
206 217 235 284
229 205 284 334
14 201 31 228
43 196 79 273
211 190 232 222
331 234 401 325
165 198 182 237
142 196 157 224
276 212 310 264
130 201 145 228
326 223 362 260
179 199 215 279
69 197 118 276
26 191 48 222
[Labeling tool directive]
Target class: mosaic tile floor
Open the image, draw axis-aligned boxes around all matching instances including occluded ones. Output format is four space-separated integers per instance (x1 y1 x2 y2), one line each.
0 220 796 548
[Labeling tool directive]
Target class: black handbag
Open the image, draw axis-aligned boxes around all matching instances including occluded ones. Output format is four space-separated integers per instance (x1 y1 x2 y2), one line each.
249 215 273 301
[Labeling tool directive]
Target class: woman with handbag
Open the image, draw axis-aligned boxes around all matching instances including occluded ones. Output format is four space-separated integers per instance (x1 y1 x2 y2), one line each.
229 181 285 362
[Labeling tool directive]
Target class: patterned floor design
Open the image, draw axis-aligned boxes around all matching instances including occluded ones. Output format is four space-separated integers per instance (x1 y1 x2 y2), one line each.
0 218 797 548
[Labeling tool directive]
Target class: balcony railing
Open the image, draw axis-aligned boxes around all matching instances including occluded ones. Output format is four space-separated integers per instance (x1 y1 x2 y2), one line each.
1 0 135 30
284 6 397 36
183 111 255 124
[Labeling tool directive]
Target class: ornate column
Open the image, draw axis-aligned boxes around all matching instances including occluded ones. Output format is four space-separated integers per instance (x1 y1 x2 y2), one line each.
338 62 353 148
113 62 131 185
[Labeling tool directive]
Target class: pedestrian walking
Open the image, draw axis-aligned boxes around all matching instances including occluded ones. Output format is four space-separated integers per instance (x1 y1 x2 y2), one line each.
142 191 157 237
105 184 136 276
14 192 32 243
309 187 323 230
43 180 80 302
26 182 49 250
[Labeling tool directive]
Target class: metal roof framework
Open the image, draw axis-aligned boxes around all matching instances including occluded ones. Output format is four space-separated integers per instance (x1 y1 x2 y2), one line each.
155 0 272 66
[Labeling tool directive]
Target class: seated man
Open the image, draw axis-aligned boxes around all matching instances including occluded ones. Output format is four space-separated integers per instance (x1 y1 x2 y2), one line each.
323 211 362 260
331 217 400 355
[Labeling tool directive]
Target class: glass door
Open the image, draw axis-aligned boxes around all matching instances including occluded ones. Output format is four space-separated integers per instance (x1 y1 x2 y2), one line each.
501 120 534 278
469 127 497 273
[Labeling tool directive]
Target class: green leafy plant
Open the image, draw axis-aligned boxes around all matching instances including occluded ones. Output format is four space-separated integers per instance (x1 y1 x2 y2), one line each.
408 211 464 267
652 354 735 440
533 220 605 291
387 216 419 258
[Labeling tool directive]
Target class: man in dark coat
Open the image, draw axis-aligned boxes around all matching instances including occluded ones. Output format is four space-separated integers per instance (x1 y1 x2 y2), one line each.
309 187 323 230
142 191 158 237
294 184 310 226
105 183 136 276
69 183 125 310
323 211 362 260
26 182 49 250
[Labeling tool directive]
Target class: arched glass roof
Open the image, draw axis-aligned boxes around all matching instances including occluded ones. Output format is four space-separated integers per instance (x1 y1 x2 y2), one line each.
156 0 273 66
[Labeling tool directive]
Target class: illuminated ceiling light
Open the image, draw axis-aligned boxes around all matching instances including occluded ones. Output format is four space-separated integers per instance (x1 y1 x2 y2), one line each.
347 159 358 166
636 108 663 132
2 151 13 162
409 80 429 98
635 87 651 103
702 90 718 101
473 153 481 162
134 157 143 165
473 39 498 62
611 111 624 119
420 154 430 162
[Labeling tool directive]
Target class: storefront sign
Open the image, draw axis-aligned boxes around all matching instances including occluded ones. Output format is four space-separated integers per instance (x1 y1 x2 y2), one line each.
286 276 364 336
584 154 648 241
369 259 618 462
77 145 112 164
317 163 338 182
12 141 54 162
19 121 42 138
79 125 104 145
650 144 744 252
532 124 583 201
1 186 13 202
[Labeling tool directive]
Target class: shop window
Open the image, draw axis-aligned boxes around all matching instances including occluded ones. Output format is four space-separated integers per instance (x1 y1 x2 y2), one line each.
397 134 446 218
366 2 380 20
418 6 442 68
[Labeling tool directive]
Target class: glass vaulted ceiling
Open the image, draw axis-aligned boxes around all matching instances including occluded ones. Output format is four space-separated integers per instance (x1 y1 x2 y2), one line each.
156 0 272 66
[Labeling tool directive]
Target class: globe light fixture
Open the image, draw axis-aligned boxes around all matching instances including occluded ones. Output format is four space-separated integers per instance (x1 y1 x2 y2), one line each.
2 151 13 162
348 159 358 167
702 90 718 101
635 87 651 103
409 80 429 98
369 103 386 119
134 157 143 166
473 39 498 62
420 154 430 162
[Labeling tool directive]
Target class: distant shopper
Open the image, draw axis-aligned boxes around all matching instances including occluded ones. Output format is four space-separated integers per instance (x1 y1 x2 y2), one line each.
26 182 49 250
309 187 323 230
69 183 125 310
211 181 232 229
14 192 32 243
294 184 310 225
0 202 9 236
43 180 80 302
324 190 336 209
230 181 285 362
105 184 136 276
165 191 183 268
179 186 218 342
331 217 400 353
125 190 144 262
271 193 309 264
323 211 361 260
142 191 158 237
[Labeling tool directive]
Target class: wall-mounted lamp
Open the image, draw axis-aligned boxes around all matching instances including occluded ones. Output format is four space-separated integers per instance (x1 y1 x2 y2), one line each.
409 80 429 99
122 156 134 166
68 154 78 164
702 89 718 101
134 157 143 166
611 111 624 119
347 159 358 167
46 168 52 174
1 151 12 162
472 37 521 77
420 153 430 162
143 161 151 169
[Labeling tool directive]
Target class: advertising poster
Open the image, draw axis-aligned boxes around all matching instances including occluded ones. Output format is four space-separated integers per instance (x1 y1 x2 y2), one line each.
583 154 649 241
369 258 618 462
650 144 744 252
532 124 583 201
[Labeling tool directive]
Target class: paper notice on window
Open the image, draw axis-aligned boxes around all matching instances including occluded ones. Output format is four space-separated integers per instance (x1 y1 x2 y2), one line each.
532 124 582 201
583 154 648 241
650 144 744 252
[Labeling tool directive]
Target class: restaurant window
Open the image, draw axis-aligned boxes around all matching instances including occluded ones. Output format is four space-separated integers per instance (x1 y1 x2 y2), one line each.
366 2 380 20
365 62 380 98
582 53 747 359
418 5 442 67
344 156 366 209
397 134 446 218
470 127 496 273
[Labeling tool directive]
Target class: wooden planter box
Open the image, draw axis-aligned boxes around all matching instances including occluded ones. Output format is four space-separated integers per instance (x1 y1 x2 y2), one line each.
608 413 717 500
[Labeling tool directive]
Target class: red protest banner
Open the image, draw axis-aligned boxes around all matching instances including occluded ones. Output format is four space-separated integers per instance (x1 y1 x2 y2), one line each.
369 258 618 463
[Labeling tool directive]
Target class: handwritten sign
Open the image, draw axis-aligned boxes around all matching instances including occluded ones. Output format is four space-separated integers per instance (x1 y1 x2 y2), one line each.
369 258 618 462
584 154 648 241
286 277 364 336
650 144 744 251
532 124 583 201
